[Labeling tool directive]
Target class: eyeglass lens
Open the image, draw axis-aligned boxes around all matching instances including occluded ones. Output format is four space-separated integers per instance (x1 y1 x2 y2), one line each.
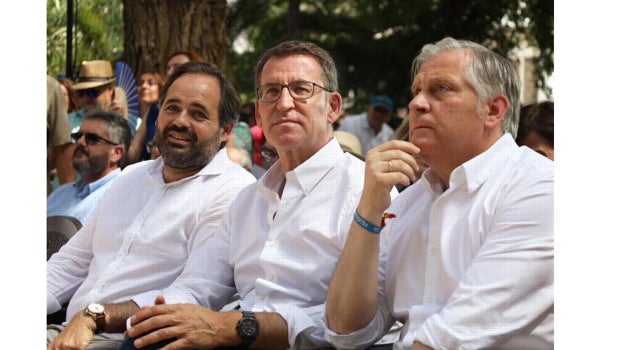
71 132 117 146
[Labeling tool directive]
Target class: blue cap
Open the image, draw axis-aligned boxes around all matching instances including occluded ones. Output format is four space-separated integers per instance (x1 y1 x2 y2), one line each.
370 94 394 111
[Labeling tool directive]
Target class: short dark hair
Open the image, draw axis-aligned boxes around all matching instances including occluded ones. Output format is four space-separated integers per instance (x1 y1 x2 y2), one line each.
158 61 241 128
516 101 554 148
83 109 132 167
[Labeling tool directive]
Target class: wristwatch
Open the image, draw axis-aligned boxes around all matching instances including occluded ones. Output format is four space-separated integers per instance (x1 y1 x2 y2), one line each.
236 311 259 348
84 302 106 333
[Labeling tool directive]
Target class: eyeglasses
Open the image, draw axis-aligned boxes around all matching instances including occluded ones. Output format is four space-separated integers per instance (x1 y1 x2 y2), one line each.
256 80 333 102
260 146 279 165
71 132 119 146
76 87 107 99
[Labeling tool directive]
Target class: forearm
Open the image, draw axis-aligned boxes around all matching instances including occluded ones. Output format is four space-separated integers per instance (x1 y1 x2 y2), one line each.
326 205 383 334
127 121 148 164
252 312 289 350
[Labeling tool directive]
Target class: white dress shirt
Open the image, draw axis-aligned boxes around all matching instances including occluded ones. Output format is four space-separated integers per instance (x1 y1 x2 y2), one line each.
161 138 382 348
325 134 554 349
46 149 256 339
339 112 395 155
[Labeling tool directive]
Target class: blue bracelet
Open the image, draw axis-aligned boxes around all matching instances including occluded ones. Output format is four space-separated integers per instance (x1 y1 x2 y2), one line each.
353 210 382 234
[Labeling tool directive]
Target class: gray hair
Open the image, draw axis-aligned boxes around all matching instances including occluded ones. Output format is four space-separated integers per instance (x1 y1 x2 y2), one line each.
411 37 520 137
83 109 132 167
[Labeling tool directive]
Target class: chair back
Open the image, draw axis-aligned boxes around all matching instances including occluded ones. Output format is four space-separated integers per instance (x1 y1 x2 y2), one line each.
47 215 82 260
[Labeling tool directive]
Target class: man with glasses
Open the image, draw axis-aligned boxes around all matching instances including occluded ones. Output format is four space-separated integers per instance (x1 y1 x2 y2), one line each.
47 62 257 350
47 109 131 224
69 60 120 133
121 40 397 350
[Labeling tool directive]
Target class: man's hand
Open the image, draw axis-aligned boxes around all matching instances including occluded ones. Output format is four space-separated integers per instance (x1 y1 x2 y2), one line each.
48 311 97 350
126 296 241 349
360 140 420 216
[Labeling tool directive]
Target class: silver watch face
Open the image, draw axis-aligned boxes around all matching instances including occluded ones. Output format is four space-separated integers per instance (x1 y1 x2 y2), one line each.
88 303 105 314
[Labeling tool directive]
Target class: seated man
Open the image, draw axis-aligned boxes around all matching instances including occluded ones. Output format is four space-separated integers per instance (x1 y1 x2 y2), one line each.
46 61 256 350
47 109 131 224
325 37 554 349
121 40 397 349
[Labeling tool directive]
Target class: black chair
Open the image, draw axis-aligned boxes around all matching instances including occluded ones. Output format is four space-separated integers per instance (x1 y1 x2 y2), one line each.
47 215 82 260
47 215 82 325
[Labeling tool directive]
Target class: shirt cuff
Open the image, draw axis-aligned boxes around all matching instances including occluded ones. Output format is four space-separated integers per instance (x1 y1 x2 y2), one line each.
322 310 385 349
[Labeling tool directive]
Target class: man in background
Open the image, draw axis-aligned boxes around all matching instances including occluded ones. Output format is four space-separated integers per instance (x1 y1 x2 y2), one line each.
47 110 131 224
339 94 395 154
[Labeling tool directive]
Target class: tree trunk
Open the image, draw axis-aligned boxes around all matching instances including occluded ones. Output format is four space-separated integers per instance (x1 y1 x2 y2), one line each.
122 0 227 76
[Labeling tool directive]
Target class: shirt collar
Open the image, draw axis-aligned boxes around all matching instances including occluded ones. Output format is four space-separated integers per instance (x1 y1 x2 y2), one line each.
421 134 516 195
147 147 232 185
260 138 345 196
74 168 121 199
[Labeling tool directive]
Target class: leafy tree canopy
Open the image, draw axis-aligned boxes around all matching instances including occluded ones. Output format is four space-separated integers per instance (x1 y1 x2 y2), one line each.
47 0 553 113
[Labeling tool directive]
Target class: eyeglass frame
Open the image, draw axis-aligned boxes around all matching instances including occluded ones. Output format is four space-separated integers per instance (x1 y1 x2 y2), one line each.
256 80 333 103
71 131 119 146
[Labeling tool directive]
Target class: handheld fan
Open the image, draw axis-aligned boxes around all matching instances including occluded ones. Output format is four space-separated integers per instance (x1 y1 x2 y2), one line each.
115 61 139 118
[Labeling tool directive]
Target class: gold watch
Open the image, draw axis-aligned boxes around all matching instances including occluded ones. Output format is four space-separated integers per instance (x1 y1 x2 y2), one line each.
84 302 106 333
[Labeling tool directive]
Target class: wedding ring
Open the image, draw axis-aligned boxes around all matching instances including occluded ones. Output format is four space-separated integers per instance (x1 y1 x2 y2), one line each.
388 161 393 172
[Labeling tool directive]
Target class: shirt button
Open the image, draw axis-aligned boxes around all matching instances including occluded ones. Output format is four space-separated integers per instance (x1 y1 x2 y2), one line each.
258 294 266 300
267 274 275 281
267 240 275 247
430 246 439 256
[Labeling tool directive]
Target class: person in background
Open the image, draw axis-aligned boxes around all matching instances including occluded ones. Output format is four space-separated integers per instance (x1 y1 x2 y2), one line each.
46 61 256 350
226 145 253 172
47 110 131 224
325 37 553 350
57 76 83 113
48 76 76 195
126 71 165 164
69 60 118 133
164 48 205 78
121 40 397 350
515 100 554 161
228 102 254 163
338 94 395 154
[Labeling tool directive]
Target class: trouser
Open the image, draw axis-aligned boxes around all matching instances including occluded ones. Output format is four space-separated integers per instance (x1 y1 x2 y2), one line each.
47 324 122 350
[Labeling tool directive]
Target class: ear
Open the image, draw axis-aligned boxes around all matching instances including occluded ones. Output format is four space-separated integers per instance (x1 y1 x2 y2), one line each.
109 144 124 165
484 94 509 130
220 123 234 143
326 92 343 124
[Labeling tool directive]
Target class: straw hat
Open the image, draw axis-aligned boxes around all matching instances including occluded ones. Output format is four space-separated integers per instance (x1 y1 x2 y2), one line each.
72 60 116 90
334 131 363 160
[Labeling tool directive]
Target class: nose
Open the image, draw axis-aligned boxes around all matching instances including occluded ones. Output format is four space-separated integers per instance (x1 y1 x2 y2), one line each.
409 91 430 115
169 109 193 128
275 86 295 112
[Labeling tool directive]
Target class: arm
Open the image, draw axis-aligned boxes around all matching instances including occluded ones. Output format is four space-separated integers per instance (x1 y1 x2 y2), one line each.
126 297 289 350
126 118 148 165
53 143 76 184
48 301 139 350
326 140 420 333
409 171 554 348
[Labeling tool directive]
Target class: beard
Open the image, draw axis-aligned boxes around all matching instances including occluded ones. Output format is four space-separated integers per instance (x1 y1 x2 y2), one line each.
72 146 108 178
155 124 222 170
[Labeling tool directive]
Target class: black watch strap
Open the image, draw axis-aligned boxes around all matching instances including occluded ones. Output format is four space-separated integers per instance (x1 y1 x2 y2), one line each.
236 311 259 348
